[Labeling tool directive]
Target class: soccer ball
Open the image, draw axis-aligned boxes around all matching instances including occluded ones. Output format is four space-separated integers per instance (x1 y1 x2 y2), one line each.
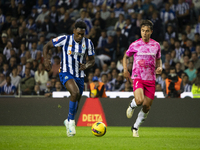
91 122 107 137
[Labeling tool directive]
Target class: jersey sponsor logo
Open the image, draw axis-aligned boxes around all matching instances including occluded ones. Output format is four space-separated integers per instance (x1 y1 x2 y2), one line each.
69 45 72 47
137 53 155 55
68 50 84 56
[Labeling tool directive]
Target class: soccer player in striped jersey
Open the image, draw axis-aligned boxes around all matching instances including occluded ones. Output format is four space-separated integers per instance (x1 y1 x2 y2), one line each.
123 20 162 137
43 21 95 137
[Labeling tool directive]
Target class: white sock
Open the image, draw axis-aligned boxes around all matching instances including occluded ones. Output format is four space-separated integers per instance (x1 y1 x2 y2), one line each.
133 109 148 129
130 98 137 108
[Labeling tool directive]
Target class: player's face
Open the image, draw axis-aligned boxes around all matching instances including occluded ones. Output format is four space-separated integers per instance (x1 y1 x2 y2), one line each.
73 28 85 43
141 25 153 42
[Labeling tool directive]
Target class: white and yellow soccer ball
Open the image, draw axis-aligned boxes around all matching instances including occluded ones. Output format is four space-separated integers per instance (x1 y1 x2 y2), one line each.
91 122 107 137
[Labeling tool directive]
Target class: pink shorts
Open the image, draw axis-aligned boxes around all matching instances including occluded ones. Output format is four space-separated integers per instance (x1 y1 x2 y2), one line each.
133 79 156 100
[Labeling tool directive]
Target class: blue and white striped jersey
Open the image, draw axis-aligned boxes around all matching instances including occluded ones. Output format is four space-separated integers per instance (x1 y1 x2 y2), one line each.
52 34 95 78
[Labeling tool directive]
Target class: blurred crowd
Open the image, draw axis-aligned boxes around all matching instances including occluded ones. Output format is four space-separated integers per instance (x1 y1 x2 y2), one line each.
0 0 200 97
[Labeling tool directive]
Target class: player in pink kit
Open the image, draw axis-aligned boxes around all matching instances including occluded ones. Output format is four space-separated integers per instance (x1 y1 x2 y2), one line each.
123 20 162 137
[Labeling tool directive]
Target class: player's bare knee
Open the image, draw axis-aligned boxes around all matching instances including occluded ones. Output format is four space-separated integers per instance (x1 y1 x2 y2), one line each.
71 90 80 100
135 97 144 106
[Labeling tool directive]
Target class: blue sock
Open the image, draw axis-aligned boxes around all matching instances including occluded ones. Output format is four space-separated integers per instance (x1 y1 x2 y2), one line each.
74 101 78 115
68 100 76 121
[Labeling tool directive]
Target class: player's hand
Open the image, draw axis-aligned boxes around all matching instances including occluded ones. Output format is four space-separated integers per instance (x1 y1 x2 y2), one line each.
79 63 86 70
44 59 51 71
156 67 162 74
124 70 132 84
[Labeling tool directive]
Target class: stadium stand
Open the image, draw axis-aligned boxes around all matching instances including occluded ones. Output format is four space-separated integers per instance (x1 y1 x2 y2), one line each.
0 0 200 97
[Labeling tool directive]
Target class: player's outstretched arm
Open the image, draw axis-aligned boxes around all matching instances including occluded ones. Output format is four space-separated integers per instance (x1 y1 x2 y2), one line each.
79 55 95 70
156 58 162 74
43 40 54 71
123 51 131 83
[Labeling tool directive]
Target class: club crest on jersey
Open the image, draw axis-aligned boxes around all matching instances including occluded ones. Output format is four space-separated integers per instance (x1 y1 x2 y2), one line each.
65 76 68 80
138 59 145 67
82 44 86 50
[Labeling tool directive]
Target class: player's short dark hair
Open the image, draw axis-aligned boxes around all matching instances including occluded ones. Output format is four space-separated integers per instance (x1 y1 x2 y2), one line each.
75 20 87 30
140 20 153 30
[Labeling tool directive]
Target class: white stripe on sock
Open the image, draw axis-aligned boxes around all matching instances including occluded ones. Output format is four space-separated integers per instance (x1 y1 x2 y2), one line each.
134 109 148 129
130 98 137 108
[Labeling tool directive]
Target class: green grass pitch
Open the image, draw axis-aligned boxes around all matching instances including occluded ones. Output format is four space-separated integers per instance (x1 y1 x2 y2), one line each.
0 126 200 150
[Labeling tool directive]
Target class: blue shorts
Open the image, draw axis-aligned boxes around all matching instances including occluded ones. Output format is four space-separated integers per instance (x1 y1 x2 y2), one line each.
59 72 84 95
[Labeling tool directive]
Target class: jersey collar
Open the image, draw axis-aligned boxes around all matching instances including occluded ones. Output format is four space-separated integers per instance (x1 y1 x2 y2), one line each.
141 38 151 44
